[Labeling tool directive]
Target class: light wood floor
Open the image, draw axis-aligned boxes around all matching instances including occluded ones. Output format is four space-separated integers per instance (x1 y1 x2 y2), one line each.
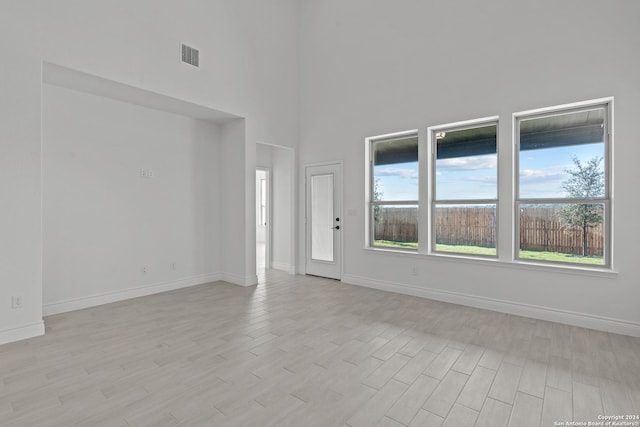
2 270 639 426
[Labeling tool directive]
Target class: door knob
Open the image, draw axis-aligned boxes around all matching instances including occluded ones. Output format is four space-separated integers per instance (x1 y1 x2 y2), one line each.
331 225 340 230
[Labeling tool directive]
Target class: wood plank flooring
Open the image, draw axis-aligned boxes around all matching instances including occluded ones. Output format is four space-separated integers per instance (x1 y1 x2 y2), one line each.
1 270 639 426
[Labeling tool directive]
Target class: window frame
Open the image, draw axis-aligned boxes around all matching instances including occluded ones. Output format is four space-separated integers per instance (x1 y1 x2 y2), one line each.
428 117 500 258
513 98 613 269
366 130 420 251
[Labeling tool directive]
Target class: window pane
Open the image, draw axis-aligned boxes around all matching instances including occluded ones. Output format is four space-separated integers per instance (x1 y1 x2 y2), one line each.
435 124 497 200
519 108 605 199
434 204 496 256
373 136 418 201
311 174 334 262
518 203 604 265
373 205 418 249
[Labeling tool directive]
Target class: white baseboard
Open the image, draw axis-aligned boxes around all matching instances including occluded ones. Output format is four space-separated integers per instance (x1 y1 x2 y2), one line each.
342 274 640 337
271 262 295 275
220 272 258 287
43 273 223 316
0 321 45 345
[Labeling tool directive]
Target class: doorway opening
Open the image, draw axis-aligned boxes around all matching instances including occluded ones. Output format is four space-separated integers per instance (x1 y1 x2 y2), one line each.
256 168 270 271
255 141 295 276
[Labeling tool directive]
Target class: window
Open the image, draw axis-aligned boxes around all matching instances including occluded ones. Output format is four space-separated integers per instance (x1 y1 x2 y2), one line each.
368 132 419 250
365 98 612 271
515 100 611 267
430 119 498 257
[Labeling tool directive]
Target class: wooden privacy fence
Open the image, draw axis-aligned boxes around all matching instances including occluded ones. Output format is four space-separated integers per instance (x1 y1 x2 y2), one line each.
374 207 419 243
519 207 603 256
435 207 496 248
375 206 604 256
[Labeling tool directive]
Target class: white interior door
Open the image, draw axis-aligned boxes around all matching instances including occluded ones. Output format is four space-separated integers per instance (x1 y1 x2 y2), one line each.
305 163 342 279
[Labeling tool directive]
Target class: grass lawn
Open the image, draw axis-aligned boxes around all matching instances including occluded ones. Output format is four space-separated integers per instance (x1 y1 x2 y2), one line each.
518 249 604 265
374 240 418 249
374 240 604 265
436 244 496 256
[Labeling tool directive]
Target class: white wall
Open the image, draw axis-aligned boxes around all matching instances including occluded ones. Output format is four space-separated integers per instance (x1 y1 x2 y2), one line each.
220 119 253 285
298 0 640 335
0 0 298 344
271 147 294 273
42 84 221 313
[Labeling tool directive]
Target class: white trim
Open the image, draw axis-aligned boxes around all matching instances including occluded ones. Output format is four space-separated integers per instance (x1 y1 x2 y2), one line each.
43 273 223 316
255 140 294 150
272 262 295 274
220 272 258 287
256 167 271 270
366 129 419 143
419 127 429 255
342 274 639 337
513 97 614 119
608 99 615 271
428 115 500 132
0 321 46 345
304 159 345 168
296 263 306 275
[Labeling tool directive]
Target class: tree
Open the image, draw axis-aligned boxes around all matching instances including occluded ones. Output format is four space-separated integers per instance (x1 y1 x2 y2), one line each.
559 156 604 257
373 178 383 223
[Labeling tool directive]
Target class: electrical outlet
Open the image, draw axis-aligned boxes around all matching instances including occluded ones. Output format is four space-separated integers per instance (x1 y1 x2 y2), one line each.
170 262 176 270
12 296 23 309
142 265 148 274
411 267 418 276
140 168 155 178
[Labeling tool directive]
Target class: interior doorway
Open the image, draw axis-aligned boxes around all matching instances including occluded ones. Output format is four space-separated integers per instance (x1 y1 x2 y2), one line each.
256 168 270 270
256 141 295 275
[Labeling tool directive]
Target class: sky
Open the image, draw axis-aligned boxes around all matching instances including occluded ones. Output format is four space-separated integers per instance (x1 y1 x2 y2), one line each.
374 142 605 201
519 142 604 198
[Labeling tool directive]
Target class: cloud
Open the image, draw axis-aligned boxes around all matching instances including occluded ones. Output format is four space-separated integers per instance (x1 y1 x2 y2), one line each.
375 167 418 179
437 156 497 171
519 169 565 183
437 175 496 193
466 175 497 184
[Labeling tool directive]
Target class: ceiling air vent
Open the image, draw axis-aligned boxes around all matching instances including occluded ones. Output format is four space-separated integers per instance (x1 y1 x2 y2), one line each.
181 43 199 67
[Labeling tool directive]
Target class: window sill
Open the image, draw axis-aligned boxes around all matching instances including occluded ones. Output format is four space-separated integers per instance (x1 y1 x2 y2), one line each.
363 247 619 278
366 246 420 256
